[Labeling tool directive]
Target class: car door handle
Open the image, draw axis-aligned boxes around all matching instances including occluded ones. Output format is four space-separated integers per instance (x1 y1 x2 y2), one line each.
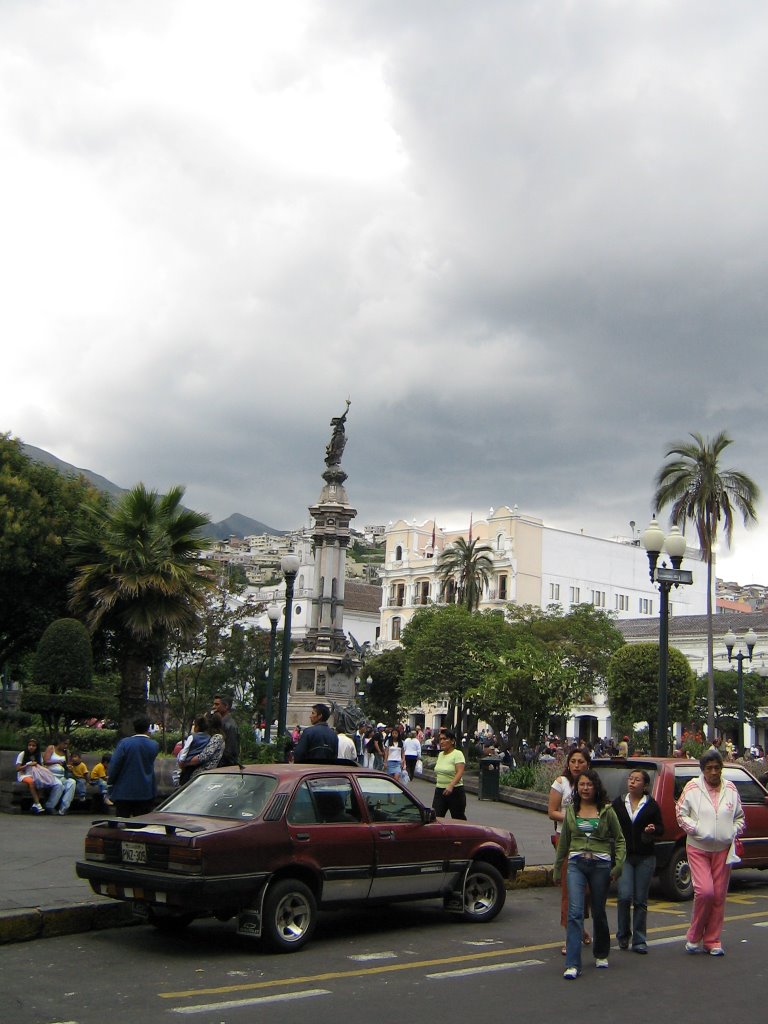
378 830 395 839
294 833 310 841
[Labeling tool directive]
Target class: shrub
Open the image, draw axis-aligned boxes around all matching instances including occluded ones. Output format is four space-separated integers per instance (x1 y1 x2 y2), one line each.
500 765 537 789
680 728 708 759
59 727 119 753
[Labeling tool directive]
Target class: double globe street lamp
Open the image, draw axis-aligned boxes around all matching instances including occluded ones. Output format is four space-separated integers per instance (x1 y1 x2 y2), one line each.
264 603 281 743
641 518 693 756
277 552 301 738
723 627 758 755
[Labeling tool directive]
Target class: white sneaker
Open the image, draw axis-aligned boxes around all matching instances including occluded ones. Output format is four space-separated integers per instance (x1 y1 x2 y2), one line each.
595 958 609 968
709 946 725 957
563 967 580 980
31 803 43 814
685 941 702 954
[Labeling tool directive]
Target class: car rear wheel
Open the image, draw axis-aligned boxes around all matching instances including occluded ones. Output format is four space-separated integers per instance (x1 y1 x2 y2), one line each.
462 862 506 922
659 846 693 901
262 879 317 952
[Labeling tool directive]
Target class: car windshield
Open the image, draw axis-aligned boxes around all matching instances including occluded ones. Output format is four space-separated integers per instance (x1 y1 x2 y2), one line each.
592 762 658 802
160 773 278 819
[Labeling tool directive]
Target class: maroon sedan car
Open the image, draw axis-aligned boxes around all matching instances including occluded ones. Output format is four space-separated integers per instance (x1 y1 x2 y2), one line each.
76 764 525 952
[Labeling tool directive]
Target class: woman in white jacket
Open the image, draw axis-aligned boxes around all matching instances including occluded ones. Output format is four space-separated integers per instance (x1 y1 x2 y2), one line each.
676 748 745 956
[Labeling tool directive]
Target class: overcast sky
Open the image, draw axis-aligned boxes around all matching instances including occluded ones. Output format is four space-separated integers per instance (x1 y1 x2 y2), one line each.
3 1 768 584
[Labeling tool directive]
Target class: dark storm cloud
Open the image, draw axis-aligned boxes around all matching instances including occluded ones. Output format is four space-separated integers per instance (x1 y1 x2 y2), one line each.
2 0 768 579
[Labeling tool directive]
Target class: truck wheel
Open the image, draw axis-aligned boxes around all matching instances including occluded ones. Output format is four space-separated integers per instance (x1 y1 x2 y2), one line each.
462 862 506 922
262 879 317 952
660 846 693 901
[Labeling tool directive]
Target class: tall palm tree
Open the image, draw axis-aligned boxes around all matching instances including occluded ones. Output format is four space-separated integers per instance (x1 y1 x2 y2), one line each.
437 536 495 611
68 484 214 735
653 431 760 740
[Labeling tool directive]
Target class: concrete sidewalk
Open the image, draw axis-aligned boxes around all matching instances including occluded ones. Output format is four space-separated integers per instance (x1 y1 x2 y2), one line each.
0 776 554 945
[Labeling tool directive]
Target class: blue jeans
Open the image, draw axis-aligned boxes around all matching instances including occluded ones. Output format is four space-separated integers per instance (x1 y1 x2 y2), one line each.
616 855 655 949
566 857 612 968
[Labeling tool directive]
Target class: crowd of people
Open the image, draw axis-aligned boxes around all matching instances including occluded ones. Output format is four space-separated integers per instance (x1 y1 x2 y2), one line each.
549 743 745 978
14 703 752 966
15 692 241 819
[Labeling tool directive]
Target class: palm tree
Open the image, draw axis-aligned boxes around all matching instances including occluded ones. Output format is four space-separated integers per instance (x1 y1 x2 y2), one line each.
68 484 214 735
437 536 495 611
653 431 760 741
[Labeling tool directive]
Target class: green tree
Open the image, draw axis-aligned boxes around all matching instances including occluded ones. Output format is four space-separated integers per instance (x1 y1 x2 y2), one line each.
606 642 695 751
506 603 624 701
470 636 581 752
21 617 114 737
401 605 511 729
653 431 760 740
364 647 406 725
159 576 265 737
0 434 100 669
68 483 214 736
692 669 767 737
437 537 494 611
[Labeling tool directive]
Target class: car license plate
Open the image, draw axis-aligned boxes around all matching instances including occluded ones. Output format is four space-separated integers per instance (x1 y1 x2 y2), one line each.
122 842 147 865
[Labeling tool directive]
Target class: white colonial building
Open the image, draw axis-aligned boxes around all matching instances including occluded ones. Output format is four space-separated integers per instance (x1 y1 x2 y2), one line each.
378 506 710 646
376 506 714 740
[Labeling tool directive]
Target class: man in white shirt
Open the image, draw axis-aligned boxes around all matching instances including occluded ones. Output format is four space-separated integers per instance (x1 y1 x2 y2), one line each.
336 728 358 763
403 730 422 780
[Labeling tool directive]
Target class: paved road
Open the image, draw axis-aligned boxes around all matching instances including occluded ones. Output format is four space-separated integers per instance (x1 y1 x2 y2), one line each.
2 878 768 1024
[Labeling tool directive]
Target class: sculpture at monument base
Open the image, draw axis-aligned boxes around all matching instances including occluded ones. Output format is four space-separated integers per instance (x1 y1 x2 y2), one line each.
330 698 366 735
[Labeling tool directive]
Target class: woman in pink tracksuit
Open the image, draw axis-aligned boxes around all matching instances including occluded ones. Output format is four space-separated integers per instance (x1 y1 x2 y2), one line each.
676 748 745 956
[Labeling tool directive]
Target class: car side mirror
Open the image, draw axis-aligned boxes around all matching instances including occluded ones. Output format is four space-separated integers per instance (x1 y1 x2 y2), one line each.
422 806 437 824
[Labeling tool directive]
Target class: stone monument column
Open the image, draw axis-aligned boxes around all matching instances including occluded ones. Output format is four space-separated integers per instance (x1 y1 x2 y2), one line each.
286 402 361 726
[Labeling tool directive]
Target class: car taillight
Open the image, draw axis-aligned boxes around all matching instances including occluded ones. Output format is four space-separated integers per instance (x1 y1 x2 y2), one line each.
85 836 106 861
168 846 203 874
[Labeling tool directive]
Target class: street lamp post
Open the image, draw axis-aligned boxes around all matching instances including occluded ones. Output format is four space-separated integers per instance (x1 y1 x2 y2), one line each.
723 628 757 754
641 518 693 756
264 604 281 743
277 553 301 738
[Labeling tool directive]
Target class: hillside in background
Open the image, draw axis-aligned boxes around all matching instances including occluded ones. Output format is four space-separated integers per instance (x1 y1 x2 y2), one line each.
19 441 285 539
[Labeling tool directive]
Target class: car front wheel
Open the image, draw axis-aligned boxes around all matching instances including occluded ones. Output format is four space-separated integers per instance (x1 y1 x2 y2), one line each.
659 846 693 901
262 879 317 952
462 862 506 923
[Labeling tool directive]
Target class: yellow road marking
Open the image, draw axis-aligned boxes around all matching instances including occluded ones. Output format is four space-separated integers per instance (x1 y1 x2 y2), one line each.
159 908 768 1000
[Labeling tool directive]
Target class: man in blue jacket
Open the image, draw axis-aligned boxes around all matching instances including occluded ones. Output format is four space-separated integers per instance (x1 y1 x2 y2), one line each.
293 704 339 764
108 716 159 817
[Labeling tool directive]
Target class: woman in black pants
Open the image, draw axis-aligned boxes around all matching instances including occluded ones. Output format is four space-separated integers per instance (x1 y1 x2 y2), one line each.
432 731 466 819
613 768 664 953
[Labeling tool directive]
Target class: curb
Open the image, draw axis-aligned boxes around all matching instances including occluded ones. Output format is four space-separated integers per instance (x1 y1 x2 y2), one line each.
0 901 136 945
509 864 553 889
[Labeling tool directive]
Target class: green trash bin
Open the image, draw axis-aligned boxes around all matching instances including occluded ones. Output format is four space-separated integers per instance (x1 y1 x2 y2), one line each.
478 757 502 801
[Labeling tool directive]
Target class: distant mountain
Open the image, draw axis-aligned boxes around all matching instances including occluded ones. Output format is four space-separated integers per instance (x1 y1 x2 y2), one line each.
201 514 287 541
22 442 128 500
20 441 285 539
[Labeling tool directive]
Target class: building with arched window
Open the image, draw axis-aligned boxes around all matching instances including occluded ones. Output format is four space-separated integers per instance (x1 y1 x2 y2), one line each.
379 506 710 646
